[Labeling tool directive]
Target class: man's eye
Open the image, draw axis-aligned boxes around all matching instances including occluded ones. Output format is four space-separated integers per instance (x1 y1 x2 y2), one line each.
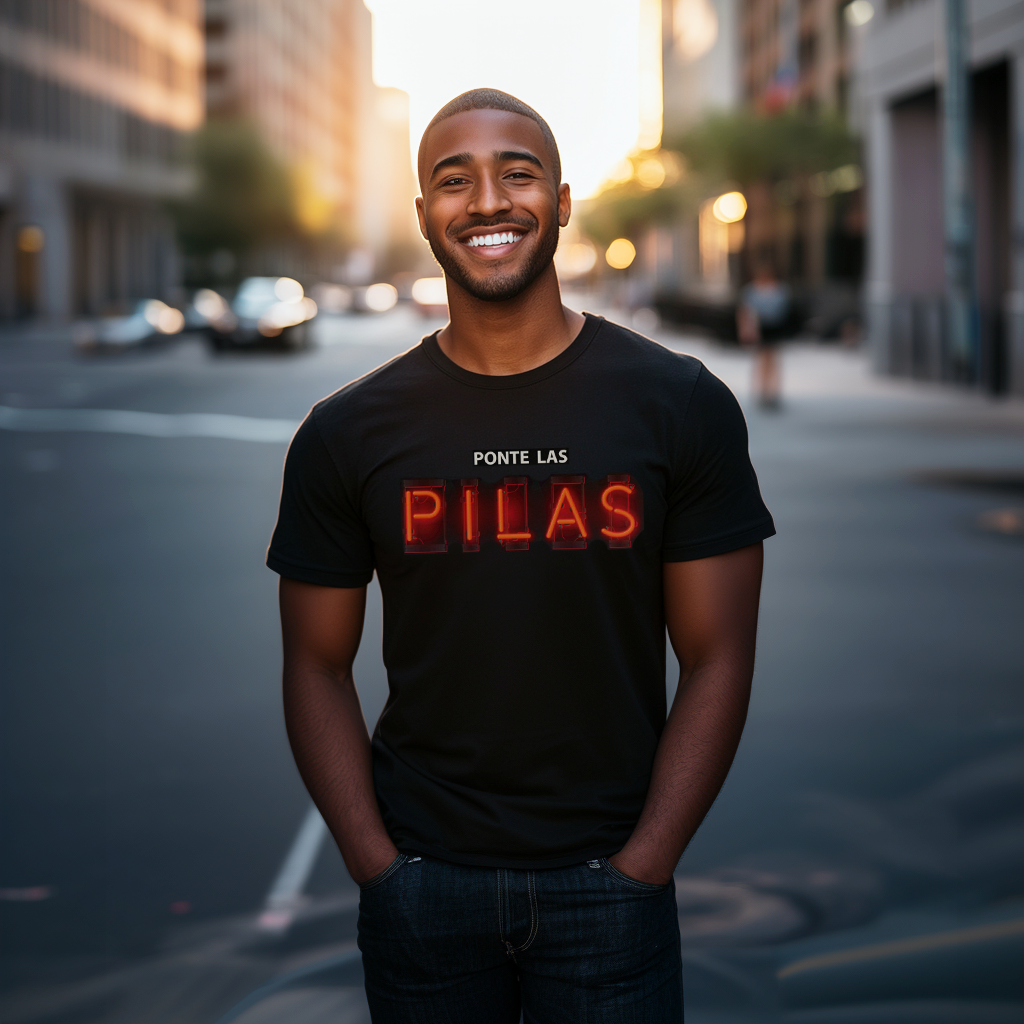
443 176 469 186
506 172 532 179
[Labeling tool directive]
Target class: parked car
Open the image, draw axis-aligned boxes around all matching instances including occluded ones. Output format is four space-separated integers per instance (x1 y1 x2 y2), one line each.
185 288 237 337
73 299 185 352
206 277 317 351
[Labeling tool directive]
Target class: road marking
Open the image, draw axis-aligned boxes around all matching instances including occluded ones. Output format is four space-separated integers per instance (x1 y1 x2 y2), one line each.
778 917 1024 978
0 405 299 443
256 804 329 933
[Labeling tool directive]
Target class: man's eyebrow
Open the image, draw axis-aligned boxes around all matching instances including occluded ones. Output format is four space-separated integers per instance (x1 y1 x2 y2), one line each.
430 152 474 179
494 150 543 169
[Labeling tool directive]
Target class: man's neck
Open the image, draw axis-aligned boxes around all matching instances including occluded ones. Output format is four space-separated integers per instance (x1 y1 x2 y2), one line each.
437 265 585 376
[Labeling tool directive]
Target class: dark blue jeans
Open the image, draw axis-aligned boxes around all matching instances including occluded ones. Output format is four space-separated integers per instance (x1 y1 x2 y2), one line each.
357 853 683 1023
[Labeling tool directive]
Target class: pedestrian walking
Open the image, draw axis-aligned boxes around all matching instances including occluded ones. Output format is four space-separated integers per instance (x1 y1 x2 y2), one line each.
267 89 775 1023
737 258 792 409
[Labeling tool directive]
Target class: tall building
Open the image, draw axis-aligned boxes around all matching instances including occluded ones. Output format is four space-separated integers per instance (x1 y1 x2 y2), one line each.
738 0 864 295
859 0 1022 395
202 0 419 278
740 0 853 111
0 0 204 320
663 0 740 137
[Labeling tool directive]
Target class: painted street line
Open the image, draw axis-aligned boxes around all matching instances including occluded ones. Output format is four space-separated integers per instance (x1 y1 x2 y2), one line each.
257 803 329 933
0 405 299 443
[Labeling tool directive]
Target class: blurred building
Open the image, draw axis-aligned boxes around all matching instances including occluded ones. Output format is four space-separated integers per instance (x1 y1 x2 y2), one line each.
663 0 740 135
738 0 865 304
0 1 204 320
741 0 853 110
651 0 864 336
859 0 1023 395
202 0 419 281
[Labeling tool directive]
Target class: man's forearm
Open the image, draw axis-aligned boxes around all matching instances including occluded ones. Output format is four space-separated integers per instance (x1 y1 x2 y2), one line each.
283 664 397 884
611 655 752 884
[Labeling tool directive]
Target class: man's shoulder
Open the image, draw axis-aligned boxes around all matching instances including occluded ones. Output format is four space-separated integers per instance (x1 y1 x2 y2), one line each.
311 341 430 427
589 315 706 387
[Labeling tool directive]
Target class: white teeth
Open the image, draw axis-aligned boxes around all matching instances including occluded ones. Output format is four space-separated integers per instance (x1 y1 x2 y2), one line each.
467 233 521 247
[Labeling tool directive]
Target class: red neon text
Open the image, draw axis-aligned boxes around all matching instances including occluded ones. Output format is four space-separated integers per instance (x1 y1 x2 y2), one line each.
497 477 532 550
545 477 588 549
401 475 642 552
461 480 479 552
600 477 639 548
402 480 447 553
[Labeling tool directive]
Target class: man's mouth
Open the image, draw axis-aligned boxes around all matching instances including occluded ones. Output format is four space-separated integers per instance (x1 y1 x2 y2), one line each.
454 226 529 259
464 231 524 248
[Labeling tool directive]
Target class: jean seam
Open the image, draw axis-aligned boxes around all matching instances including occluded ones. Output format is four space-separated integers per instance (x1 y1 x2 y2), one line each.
511 869 539 953
496 868 506 941
359 852 408 891
599 857 668 892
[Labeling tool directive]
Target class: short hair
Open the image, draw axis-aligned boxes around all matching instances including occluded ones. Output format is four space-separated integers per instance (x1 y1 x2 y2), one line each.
420 88 561 185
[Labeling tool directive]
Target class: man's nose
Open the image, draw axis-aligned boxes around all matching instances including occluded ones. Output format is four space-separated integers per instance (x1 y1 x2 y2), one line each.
467 174 512 218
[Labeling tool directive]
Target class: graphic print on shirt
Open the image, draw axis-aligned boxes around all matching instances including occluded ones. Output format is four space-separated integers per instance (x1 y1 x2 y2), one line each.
402 474 643 553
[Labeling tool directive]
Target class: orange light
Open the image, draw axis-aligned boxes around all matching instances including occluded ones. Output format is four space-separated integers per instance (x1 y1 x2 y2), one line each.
403 481 447 553
545 487 588 540
600 482 637 540
462 480 479 550
497 481 532 545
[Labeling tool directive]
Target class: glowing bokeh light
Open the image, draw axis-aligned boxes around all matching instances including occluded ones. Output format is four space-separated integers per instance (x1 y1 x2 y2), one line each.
712 191 747 224
555 242 598 279
274 277 304 303
411 277 448 306
365 282 399 312
845 0 874 26
605 238 637 270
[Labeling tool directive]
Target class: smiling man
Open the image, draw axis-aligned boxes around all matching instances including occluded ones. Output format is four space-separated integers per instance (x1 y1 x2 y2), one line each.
267 89 775 1023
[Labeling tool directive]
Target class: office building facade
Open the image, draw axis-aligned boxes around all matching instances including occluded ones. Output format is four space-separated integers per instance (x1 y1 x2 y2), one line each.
0 0 203 320
859 0 1023 394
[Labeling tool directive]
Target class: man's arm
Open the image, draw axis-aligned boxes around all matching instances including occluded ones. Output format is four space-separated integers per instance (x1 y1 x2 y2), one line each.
609 542 764 885
279 577 398 885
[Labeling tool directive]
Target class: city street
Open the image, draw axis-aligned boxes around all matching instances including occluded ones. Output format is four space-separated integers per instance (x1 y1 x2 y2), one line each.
2 307 1022 1023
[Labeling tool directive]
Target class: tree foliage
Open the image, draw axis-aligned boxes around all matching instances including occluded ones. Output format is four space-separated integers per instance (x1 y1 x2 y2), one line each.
170 119 298 258
668 108 858 185
581 108 859 244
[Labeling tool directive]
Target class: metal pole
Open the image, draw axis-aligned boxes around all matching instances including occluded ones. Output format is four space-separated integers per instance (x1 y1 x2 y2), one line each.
943 0 977 381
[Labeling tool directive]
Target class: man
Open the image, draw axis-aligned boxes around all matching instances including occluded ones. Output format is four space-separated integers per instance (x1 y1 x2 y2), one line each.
267 89 774 1023
736 257 792 409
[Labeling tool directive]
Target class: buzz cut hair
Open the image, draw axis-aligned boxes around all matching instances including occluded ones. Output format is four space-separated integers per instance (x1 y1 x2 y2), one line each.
420 88 561 185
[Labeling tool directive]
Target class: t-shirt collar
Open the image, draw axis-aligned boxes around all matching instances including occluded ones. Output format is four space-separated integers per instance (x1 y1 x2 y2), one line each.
419 312 603 390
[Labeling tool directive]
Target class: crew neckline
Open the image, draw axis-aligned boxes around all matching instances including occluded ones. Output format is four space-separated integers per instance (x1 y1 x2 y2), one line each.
420 312 603 390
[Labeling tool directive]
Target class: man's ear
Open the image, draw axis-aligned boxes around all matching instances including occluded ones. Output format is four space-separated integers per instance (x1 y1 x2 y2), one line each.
415 196 429 241
557 183 572 228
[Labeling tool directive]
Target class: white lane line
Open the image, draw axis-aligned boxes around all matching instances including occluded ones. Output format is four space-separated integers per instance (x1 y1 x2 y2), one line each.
257 804 329 933
0 405 299 443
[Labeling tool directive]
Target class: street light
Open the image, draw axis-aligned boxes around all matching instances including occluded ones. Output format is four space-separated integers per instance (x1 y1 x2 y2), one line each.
711 192 747 224
605 238 636 270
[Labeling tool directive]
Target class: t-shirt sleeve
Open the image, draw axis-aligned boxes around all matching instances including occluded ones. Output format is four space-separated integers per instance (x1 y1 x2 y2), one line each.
662 365 775 561
266 411 375 587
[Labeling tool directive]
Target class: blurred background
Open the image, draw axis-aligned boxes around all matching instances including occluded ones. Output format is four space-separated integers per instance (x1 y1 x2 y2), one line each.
0 1 1022 1022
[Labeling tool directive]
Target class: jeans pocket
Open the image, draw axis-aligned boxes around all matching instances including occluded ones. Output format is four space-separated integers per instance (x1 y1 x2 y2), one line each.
359 853 408 891
599 858 670 893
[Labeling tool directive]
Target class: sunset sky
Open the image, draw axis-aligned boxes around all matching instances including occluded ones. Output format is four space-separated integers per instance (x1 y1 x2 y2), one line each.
364 0 661 199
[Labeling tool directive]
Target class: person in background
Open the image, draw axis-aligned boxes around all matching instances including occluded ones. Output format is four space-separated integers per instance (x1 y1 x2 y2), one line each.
737 258 792 409
268 88 774 1023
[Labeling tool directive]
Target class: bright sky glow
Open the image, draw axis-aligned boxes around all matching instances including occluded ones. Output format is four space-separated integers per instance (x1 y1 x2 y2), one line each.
364 0 655 200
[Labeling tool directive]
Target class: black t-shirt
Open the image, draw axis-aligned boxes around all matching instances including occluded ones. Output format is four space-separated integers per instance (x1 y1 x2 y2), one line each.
267 313 774 869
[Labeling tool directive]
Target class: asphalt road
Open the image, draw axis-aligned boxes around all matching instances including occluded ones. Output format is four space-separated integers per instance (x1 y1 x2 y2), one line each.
1 307 1022 1023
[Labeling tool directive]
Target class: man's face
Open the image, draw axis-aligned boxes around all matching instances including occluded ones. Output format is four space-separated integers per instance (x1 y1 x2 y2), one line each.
416 109 570 302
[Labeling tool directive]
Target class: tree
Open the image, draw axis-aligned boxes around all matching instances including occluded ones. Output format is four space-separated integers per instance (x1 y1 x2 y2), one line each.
170 119 297 263
668 108 857 186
